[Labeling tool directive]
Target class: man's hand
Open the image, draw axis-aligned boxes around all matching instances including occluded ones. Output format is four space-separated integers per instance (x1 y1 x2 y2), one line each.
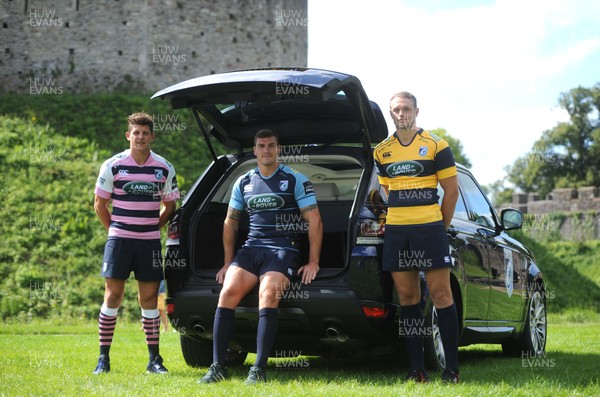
216 263 230 284
297 262 320 284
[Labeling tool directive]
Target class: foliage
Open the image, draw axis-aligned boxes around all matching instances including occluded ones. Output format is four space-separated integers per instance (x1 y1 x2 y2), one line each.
506 83 600 197
430 128 472 168
0 93 223 321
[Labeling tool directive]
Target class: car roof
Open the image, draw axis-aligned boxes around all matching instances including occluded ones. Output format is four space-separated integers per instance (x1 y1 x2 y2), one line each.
152 68 388 149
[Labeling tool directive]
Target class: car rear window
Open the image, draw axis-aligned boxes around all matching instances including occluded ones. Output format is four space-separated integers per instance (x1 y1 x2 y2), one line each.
211 154 364 204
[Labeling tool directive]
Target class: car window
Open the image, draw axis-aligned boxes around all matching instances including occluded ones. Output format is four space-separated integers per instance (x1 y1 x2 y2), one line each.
211 154 363 204
438 184 469 222
457 172 496 228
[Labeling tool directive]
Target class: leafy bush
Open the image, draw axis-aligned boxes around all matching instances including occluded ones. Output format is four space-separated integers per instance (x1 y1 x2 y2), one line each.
0 93 223 321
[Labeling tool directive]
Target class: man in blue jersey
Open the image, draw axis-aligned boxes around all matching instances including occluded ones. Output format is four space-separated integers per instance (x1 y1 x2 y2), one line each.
198 129 323 385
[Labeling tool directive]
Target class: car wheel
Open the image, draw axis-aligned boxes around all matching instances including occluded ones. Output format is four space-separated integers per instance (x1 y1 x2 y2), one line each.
502 283 547 357
224 350 248 366
180 335 213 367
180 335 249 367
424 304 446 371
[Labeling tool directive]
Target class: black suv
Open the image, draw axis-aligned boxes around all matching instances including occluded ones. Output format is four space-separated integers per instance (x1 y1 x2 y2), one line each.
152 68 547 370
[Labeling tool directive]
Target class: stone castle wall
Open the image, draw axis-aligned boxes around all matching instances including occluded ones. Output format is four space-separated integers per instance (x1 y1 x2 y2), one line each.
500 186 600 240
0 0 308 93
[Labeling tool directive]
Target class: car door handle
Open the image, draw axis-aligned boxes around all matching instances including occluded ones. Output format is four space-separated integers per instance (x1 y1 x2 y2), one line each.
447 226 458 237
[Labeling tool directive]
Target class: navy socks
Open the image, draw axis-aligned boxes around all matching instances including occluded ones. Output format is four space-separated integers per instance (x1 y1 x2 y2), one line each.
213 307 235 365
255 308 279 369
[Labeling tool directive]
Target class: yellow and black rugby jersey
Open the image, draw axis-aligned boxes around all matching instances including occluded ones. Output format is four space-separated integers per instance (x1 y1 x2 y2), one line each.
373 129 457 225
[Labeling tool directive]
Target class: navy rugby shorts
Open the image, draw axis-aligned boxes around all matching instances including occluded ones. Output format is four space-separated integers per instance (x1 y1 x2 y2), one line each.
231 246 300 280
382 223 452 272
101 237 164 281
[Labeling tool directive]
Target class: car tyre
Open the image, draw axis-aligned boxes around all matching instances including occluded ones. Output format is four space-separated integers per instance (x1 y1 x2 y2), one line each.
180 335 249 367
424 303 446 371
502 282 547 357
180 335 213 367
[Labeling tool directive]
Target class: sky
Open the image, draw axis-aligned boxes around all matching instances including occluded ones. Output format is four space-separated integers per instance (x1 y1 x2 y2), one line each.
307 0 600 187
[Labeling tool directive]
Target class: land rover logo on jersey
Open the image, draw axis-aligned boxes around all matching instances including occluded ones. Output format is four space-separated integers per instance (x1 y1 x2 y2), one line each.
279 180 289 191
155 169 163 180
248 194 285 210
123 181 158 196
386 161 424 177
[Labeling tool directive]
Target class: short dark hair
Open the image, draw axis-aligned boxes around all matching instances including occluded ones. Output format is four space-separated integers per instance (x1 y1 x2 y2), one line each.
390 91 417 109
127 112 154 133
254 128 279 145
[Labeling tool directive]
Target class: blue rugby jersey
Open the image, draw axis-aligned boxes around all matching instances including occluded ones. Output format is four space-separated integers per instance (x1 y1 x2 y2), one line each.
229 164 317 251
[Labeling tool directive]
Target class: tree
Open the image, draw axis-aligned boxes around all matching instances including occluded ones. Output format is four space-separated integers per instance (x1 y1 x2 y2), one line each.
430 128 472 168
506 83 600 198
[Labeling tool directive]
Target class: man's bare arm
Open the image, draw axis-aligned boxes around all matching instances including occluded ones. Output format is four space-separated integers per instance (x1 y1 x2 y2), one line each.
298 204 323 284
217 206 241 283
439 175 459 230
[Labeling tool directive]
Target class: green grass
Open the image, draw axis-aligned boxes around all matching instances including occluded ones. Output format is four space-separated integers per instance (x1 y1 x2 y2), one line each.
1 319 599 396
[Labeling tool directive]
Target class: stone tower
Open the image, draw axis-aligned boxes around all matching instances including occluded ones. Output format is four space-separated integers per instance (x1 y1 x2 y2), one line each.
0 0 308 93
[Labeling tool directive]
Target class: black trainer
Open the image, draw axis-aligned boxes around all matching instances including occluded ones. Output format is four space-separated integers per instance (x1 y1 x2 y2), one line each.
245 366 266 385
146 355 168 374
441 368 460 383
92 354 110 374
198 363 228 383
406 368 430 383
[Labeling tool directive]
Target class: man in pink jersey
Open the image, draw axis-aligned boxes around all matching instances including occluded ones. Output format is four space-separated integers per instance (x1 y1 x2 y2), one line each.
92 112 180 374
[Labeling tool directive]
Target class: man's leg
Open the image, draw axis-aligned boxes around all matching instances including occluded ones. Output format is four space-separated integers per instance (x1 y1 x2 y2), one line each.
138 280 161 363
93 278 125 374
198 266 258 383
391 270 428 379
425 268 459 378
254 271 289 369
214 266 258 364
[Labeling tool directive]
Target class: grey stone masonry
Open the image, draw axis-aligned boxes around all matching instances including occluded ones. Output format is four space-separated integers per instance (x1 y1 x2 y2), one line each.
0 0 308 93
500 186 600 240
501 186 600 215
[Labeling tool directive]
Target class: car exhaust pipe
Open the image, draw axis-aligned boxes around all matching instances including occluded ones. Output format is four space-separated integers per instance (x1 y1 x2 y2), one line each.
192 323 206 335
325 326 349 343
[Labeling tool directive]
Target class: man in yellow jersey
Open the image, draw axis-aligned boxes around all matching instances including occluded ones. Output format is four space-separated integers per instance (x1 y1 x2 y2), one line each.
373 92 460 383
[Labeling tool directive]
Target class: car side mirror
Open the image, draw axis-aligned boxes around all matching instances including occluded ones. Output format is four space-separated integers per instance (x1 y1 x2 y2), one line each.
500 208 523 230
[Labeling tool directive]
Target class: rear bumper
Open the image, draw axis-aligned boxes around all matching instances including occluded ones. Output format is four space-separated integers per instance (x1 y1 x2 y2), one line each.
168 285 400 355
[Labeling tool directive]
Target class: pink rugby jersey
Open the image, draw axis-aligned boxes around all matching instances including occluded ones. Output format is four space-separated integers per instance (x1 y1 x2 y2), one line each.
95 150 180 240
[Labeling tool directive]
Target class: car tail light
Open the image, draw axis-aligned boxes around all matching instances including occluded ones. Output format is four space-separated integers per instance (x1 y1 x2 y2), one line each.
359 219 385 237
361 304 390 318
167 222 180 240
166 303 175 315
